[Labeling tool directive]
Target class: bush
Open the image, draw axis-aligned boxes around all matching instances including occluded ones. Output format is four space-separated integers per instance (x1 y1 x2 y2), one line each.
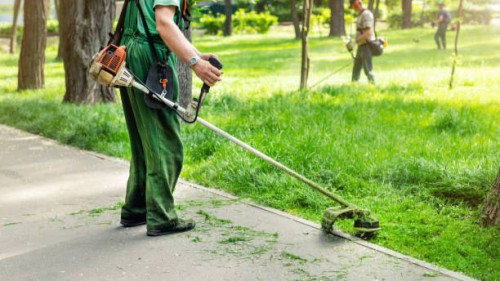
0 21 59 37
462 8 492 24
199 14 226 35
233 9 277 34
199 9 277 35
46 20 59 35
387 8 492 29
0 23 22 37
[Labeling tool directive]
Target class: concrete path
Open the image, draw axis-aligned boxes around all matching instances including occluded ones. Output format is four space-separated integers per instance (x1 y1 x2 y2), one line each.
0 124 476 281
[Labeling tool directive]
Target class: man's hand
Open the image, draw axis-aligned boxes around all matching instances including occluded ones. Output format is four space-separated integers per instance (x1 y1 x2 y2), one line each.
199 53 215 61
192 58 222 87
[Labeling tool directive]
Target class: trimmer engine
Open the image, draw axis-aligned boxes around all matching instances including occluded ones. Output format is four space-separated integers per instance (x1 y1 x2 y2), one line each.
89 45 139 89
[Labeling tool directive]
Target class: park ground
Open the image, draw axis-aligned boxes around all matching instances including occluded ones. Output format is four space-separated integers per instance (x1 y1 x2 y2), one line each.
0 24 499 280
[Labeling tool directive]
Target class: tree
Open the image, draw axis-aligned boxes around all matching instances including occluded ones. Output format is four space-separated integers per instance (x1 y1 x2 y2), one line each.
60 0 117 104
449 0 464 89
329 0 345 37
483 170 500 227
291 0 301 39
9 0 21 54
402 0 412 29
54 0 63 60
374 0 381 28
18 0 50 90
368 0 375 11
300 0 313 89
224 0 232 36
177 26 192 109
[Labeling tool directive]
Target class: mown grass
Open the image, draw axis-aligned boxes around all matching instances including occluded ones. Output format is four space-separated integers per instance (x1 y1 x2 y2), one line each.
0 26 499 280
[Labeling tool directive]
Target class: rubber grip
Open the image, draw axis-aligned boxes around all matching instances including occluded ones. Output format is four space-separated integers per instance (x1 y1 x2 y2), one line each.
202 57 223 93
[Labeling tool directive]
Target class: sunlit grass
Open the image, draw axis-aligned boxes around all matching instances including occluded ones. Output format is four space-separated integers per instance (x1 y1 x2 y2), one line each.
0 25 499 280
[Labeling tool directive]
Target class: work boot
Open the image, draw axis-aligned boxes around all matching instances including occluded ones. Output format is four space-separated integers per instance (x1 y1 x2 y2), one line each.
147 219 196 236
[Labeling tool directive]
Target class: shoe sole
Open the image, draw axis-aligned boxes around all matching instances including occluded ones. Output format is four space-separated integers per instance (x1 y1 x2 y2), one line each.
147 226 195 236
120 220 147 227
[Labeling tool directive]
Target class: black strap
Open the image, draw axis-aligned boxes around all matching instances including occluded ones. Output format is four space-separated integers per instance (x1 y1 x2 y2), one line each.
181 0 191 29
108 0 130 45
134 0 164 63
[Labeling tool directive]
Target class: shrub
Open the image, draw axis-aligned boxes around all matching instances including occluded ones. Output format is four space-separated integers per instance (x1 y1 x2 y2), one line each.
199 14 225 35
46 20 59 35
387 8 492 29
0 23 23 37
233 9 277 34
199 9 277 35
0 21 59 37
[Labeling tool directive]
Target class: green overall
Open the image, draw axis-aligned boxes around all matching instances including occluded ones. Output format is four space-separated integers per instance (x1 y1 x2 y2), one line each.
119 0 184 231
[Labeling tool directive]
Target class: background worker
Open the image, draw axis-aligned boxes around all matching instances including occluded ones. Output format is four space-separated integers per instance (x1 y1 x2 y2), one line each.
350 0 375 83
119 0 221 236
434 2 451 50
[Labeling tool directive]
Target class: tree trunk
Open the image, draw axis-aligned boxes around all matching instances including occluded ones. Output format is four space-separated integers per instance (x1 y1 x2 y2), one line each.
483 169 500 227
329 0 345 37
60 0 117 104
9 0 21 54
177 26 192 109
291 0 301 39
402 0 412 29
300 0 313 89
368 0 375 11
224 0 232 36
449 0 463 89
374 0 381 29
256 0 267 13
55 0 63 60
18 0 50 90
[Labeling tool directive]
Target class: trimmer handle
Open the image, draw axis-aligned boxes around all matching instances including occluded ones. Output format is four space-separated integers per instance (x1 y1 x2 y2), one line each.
201 56 223 93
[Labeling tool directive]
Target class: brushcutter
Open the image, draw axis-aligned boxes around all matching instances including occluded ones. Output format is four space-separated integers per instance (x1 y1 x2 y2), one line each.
89 44 380 236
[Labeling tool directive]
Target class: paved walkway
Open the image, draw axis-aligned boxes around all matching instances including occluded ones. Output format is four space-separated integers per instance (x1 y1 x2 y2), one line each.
0 124 476 281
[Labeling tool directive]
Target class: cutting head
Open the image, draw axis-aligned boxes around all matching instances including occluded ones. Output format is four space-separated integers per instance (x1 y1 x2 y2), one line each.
322 206 380 238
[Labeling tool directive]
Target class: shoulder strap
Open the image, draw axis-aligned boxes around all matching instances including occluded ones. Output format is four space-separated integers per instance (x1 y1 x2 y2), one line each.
108 0 131 45
134 0 164 63
181 0 192 29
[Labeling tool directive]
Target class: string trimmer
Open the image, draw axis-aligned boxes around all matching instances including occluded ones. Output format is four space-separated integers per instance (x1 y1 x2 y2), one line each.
310 37 356 89
89 44 380 236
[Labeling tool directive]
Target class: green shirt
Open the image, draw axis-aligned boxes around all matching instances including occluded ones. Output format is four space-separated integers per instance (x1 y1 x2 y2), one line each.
137 0 182 36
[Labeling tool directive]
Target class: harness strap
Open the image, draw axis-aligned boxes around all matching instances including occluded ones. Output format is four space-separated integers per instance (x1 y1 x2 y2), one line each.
108 0 130 45
134 0 166 64
181 0 191 29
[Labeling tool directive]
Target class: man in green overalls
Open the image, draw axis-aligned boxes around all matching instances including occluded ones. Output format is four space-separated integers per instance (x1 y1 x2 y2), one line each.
119 0 222 236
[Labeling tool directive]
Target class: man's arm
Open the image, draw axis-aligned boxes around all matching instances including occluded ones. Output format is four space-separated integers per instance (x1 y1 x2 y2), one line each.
437 13 444 24
155 6 221 86
356 28 373 44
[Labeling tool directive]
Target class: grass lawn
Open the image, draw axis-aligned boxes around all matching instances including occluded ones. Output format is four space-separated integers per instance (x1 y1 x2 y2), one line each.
0 25 499 280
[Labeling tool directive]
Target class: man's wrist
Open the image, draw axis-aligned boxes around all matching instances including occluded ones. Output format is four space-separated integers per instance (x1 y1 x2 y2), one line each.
188 55 201 68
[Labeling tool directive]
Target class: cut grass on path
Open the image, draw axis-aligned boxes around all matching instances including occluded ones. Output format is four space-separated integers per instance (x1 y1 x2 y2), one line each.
0 26 499 280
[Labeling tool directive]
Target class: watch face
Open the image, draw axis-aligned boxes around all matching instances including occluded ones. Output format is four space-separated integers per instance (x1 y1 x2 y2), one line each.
190 57 198 66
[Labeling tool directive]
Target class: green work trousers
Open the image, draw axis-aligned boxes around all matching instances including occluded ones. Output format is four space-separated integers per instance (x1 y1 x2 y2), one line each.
119 4 183 231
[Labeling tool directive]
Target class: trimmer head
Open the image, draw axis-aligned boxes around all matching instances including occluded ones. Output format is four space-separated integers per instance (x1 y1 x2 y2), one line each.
321 206 380 238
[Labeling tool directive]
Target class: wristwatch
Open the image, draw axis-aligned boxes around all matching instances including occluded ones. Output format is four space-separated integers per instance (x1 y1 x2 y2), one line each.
189 56 200 67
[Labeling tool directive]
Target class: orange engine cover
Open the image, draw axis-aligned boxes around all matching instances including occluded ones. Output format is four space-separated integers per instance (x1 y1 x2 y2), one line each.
97 45 127 75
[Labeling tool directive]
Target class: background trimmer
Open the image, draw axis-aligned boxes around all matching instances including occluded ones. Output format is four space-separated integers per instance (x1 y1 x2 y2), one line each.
89 44 380 236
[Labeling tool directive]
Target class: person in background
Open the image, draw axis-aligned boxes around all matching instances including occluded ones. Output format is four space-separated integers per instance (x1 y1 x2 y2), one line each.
434 1 451 50
350 0 375 83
